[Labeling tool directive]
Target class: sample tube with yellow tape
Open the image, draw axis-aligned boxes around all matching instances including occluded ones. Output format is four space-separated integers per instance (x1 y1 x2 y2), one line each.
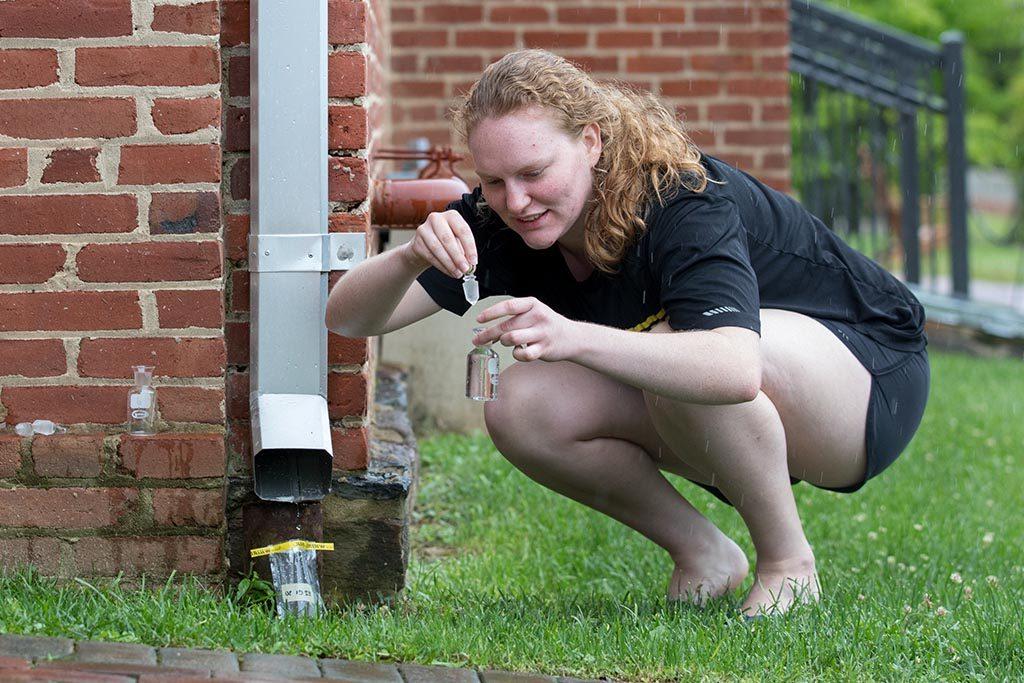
250 540 334 617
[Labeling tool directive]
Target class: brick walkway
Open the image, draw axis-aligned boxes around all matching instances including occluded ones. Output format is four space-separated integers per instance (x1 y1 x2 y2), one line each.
0 634 605 682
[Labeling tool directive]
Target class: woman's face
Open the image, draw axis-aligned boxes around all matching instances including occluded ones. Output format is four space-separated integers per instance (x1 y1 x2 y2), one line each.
468 106 602 252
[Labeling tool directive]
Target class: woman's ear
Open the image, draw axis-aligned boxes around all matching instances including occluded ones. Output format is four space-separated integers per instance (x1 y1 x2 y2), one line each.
583 122 602 167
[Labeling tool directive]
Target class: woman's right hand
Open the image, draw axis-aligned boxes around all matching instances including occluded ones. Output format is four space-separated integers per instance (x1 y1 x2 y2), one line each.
403 210 478 279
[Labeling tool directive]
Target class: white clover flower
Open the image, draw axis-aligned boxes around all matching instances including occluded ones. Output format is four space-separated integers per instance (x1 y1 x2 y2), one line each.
986 575 999 586
887 555 896 565
982 531 994 545
903 604 913 614
935 606 948 616
857 593 866 601
963 586 974 600
950 572 963 584
913 523 924 531
867 531 878 540
854 512 867 522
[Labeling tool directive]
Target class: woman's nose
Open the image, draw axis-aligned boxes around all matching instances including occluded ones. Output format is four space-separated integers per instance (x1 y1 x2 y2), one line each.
506 183 530 213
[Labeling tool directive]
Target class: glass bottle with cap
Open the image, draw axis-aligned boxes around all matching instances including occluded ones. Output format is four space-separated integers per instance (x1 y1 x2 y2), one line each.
127 365 157 435
466 327 498 401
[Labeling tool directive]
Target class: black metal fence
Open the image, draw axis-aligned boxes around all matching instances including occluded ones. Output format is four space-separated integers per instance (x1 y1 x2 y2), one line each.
790 0 969 297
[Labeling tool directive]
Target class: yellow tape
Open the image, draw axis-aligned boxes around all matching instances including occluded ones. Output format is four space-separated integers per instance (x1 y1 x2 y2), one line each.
249 540 335 558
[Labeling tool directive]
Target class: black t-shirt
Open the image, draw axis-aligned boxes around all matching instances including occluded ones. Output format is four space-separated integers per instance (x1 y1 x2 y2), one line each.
416 154 926 352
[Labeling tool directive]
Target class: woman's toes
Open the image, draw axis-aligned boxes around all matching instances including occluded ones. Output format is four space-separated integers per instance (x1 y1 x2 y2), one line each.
668 570 727 606
739 567 820 617
666 538 749 605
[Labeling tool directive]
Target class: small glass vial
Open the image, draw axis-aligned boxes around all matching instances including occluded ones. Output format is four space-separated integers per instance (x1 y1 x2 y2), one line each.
466 327 498 401
127 365 157 435
462 266 479 306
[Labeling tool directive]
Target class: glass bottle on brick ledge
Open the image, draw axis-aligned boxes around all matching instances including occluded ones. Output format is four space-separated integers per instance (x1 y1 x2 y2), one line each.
466 327 498 401
127 365 157 435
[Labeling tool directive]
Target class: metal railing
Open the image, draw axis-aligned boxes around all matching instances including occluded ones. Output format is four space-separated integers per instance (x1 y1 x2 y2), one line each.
790 0 969 297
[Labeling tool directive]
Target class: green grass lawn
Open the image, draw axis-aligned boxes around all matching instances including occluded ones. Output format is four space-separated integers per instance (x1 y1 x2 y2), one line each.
2 350 1023 681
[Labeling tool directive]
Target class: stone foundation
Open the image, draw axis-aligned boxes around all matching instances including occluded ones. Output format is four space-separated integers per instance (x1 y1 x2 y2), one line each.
226 364 419 603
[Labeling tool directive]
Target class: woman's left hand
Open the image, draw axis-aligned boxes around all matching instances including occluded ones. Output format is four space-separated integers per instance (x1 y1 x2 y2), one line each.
474 297 580 362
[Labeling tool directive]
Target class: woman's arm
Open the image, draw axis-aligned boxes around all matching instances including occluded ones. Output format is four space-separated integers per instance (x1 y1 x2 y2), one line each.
326 209 479 337
325 242 428 337
473 297 761 405
567 320 762 405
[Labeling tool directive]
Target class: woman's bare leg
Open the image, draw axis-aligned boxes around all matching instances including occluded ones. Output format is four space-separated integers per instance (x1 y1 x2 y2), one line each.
644 310 872 616
483 359 749 605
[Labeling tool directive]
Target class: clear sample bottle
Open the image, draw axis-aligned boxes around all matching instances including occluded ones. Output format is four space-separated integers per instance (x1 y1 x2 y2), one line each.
466 327 498 401
14 420 67 437
127 365 157 435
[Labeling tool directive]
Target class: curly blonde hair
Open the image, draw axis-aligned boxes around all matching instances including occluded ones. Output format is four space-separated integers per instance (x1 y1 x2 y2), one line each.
450 49 708 274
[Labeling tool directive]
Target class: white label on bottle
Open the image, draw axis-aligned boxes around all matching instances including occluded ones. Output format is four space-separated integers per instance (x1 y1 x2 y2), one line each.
281 582 316 603
131 409 149 419
130 393 152 409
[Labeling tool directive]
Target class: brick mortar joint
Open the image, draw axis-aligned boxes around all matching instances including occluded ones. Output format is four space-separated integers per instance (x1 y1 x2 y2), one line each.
0 283 225 295
0 36 219 49
0 85 221 100
0 376 225 387
0 183 221 199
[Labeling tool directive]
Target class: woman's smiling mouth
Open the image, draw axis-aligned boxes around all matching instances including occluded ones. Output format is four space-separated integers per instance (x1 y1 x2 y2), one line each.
514 210 548 227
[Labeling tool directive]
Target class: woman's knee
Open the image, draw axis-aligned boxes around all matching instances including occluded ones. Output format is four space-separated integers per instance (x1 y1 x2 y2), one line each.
483 361 564 453
642 383 713 436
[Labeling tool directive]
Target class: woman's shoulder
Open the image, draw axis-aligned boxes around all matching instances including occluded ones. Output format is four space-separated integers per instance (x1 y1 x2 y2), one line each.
645 177 738 229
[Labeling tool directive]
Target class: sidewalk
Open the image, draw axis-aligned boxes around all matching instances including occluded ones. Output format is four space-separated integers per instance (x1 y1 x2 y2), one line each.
0 634 606 683
917 275 1024 315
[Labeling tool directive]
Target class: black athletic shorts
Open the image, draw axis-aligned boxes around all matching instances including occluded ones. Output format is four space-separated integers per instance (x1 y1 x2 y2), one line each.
688 318 931 506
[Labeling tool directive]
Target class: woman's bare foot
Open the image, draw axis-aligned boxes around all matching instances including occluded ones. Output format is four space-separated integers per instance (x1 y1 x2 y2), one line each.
740 555 820 617
666 534 749 606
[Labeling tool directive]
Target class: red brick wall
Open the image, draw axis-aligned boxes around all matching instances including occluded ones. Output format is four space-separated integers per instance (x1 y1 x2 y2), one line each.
0 0 383 579
387 0 791 191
